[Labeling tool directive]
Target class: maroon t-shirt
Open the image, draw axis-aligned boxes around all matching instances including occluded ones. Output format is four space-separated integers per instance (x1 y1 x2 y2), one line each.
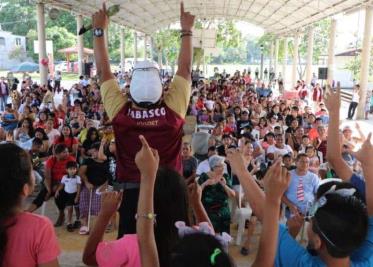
112 102 185 183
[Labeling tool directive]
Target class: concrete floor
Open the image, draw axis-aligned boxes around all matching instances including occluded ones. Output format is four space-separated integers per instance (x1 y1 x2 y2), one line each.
31 199 258 267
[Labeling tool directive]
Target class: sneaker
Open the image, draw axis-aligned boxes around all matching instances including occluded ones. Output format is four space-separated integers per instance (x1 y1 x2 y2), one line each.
54 213 65 227
73 220 81 229
67 224 74 232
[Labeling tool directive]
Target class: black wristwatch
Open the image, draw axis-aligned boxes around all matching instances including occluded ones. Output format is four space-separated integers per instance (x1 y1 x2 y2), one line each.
93 28 104 37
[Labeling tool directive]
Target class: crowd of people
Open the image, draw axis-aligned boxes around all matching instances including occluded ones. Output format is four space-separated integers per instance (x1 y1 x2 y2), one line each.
1 2 373 267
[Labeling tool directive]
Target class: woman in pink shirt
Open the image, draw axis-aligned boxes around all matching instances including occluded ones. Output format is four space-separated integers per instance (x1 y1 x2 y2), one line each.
0 143 60 267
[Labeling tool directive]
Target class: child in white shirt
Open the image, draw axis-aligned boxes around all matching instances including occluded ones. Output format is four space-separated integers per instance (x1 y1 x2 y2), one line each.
55 161 81 232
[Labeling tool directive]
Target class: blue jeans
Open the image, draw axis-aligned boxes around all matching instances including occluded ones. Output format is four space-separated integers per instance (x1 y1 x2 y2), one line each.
0 95 8 111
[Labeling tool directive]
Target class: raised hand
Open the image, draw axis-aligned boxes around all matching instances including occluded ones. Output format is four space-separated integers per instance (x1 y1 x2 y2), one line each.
263 159 291 203
135 135 160 180
180 2 195 31
226 148 246 174
92 3 109 30
100 191 122 219
188 181 202 206
324 81 341 113
355 132 372 165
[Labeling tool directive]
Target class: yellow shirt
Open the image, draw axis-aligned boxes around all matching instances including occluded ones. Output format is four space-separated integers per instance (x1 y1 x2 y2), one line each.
100 75 191 120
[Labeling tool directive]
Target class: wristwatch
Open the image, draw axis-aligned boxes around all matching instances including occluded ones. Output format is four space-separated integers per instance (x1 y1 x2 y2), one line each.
93 28 104 37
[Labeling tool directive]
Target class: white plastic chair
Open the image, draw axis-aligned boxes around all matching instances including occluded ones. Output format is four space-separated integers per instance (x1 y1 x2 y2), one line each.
234 185 253 245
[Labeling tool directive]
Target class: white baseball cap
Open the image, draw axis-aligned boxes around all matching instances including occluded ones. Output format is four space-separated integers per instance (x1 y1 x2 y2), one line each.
130 60 162 104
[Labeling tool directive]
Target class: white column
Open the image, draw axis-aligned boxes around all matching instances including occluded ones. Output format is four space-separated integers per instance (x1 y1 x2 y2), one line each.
274 39 279 78
120 28 125 72
144 34 148 60
269 41 274 80
76 15 84 76
305 26 314 85
282 38 288 84
36 2 47 86
357 6 373 119
292 33 300 86
327 19 337 85
134 31 138 63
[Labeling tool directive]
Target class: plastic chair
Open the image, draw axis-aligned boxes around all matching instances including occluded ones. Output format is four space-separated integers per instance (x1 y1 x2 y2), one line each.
234 185 253 245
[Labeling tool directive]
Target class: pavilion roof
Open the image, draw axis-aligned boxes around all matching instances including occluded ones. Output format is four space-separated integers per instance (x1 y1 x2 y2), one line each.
46 0 369 35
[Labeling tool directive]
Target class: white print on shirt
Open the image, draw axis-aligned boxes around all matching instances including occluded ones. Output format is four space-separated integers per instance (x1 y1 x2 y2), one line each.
127 107 166 120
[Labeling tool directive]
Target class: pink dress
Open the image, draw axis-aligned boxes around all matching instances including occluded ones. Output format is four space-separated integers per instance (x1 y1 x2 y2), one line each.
96 234 141 267
3 212 60 267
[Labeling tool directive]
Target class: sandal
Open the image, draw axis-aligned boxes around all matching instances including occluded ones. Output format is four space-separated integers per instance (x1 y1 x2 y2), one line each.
79 226 89 235
67 224 74 232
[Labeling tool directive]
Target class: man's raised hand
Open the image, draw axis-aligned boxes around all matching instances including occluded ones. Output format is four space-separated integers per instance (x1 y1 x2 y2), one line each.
180 2 195 31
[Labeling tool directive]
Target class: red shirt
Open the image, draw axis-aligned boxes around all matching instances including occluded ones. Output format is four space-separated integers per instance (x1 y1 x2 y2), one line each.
112 102 184 183
45 155 76 181
54 137 78 152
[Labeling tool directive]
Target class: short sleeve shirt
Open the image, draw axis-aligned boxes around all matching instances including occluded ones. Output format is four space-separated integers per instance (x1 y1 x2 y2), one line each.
61 175 82 194
96 234 140 267
285 170 320 214
3 212 60 267
275 217 373 267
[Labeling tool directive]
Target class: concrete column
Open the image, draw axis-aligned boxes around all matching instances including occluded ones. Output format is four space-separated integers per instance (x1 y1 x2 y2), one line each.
282 38 288 84
120 27 125 72
274 39 279 78
305 26 314 85
357 6 373 119
76 15 84 76
292 33 300 86
144 34 148 60
269 41 274 73
327 19 337 85
134 31 138 63
36 2 47 86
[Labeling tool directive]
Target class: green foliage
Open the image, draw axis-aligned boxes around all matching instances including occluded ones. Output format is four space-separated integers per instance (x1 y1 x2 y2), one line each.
0 1 36 36
344 53 373 81
26 26 76 61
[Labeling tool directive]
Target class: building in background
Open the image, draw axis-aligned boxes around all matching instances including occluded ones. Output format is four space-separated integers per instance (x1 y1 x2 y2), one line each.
0 28 27 69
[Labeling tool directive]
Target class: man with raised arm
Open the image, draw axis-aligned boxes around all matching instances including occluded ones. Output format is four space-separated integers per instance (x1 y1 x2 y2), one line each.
92 2 195 237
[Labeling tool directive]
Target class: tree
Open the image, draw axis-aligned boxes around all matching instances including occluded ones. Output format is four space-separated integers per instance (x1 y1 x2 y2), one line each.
26 26 76 61
0 1 36 36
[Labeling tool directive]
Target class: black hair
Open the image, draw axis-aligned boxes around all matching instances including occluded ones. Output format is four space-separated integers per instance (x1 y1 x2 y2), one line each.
54 143 68 154
57 125 73 143
296 153 308 161
34 127 48 141
32 137 43 146
315 117 323 122
87 127 100 142
154 168 190 267
66 161 78 169
0 143 32 265
17 118 35 138
313 192 367 258
170 233 234 267
208 146 216 152
283 153 292 159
